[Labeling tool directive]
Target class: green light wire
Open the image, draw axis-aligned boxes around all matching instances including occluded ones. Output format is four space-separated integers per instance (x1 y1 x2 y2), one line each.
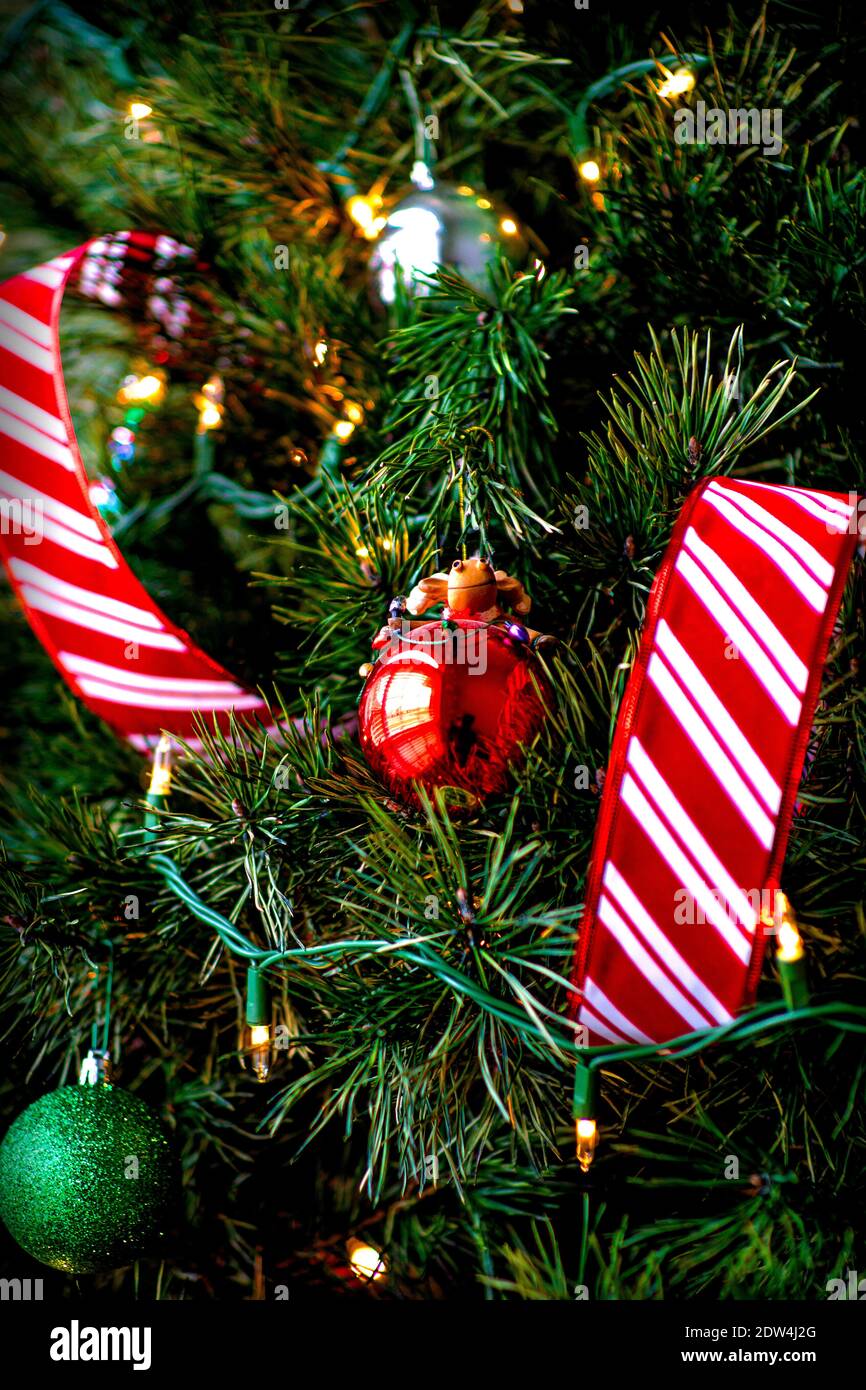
315 35 711 199
140 792 866 1072
317 21 414 192
89 941 114 1055
568 53 712 154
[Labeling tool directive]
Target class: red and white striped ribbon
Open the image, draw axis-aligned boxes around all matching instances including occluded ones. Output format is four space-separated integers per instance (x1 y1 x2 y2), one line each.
0 233 269 750
571 476 859 1045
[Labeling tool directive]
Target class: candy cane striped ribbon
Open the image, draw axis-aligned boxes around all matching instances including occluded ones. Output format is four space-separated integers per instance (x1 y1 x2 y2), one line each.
0 233 269 750
571 476 859 1045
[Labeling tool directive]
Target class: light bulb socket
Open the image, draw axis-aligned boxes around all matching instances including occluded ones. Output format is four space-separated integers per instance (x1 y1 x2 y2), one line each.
143 792 168 841
245 967 269 1026
572 1060 600 1120
144 785 170 837
778 955 810 1012
146 735 174 813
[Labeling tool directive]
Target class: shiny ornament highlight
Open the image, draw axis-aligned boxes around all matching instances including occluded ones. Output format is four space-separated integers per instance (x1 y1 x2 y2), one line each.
370 179 527 304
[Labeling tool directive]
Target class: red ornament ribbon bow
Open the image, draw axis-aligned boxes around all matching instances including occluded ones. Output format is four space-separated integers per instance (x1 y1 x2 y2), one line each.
571 476 859 1045
0 233 269 750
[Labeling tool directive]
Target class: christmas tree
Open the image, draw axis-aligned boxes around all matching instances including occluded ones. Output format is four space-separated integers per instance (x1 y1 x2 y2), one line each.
0 0 864 1304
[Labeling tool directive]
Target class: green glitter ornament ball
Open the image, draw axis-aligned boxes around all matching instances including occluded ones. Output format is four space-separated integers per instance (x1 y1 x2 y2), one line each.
0 1083 179 1274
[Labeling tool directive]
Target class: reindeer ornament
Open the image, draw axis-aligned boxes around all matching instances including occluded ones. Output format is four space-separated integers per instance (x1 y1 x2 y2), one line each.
376 556 555 652
360 556 553 811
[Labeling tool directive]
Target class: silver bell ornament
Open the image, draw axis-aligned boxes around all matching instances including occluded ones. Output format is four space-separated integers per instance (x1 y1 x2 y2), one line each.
369 162 528 305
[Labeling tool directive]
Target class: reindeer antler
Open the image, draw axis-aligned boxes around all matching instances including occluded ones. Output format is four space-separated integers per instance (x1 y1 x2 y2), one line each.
406 572 449 615
494 570 531 615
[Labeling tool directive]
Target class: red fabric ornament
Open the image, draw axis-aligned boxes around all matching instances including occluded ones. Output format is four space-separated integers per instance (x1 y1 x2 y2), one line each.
359 618 549 810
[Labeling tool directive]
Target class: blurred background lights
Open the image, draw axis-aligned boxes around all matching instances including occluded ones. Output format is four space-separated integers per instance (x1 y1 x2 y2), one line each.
118 372 164 405
347 194 387 239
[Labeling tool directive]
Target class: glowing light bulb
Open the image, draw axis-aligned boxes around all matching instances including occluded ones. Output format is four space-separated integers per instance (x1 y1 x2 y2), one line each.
347 1238 387 1283
575 1117 598 1173
313 340 328 366
772 888 789 918
334 419 355 441
88 481 114 509
343 400 364 425
768 892 809 1010
476 197 492 210
776 917 804 964
118 372 164 405
499 216 518 236
129 101 153 121
347 195 371 228
347 194 386 240
657 68 696 100
249 1024 271 1083
456 185 475 197
355 545 370 559
196 375 224 432
148 733 174 797
578 160 601 184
